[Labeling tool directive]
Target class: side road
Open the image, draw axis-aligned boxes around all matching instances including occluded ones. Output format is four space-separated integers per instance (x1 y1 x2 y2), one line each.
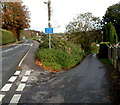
19 41 112 103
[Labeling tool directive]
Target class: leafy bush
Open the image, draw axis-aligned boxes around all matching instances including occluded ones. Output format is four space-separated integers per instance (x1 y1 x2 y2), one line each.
0 28 16 45
90 43 100 54
36 36 85 71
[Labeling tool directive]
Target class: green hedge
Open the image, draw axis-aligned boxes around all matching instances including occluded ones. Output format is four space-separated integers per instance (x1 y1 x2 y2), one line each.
0 29 16 45
36 37 85 71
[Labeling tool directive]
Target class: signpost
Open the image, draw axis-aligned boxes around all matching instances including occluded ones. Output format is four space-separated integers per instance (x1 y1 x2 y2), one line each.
45 28 53 34
45 27 53 49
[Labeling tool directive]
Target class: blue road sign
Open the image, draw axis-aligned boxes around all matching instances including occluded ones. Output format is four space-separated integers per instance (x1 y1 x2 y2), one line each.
45 28 53 34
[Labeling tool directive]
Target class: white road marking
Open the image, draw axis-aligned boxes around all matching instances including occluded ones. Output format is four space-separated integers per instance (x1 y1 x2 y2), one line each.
16 83 26 91
23 44 31 46
8 76 17 82
0 94 5 101
10 94 21 103
1 84 12 91
14 71 21 75
18 43 33 67
14 46 19 49
25 71 31 76
30 43 33 46
4 48 13 52
21 76 28 82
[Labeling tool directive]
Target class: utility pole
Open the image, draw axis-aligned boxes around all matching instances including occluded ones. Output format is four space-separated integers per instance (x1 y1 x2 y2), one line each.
48 0 51 49
48 0 51 28
44 0 51 49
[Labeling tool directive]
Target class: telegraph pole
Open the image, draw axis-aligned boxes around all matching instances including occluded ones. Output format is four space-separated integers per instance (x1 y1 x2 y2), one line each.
48 0 51 49
44 0 52 49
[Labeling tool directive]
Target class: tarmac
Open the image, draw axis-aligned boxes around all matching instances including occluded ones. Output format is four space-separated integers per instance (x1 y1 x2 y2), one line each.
19 40 112 103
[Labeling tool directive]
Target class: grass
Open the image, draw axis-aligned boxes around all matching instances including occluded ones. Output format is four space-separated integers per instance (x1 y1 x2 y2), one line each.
100 58 112 65
35 36 86 72
90 43 100 54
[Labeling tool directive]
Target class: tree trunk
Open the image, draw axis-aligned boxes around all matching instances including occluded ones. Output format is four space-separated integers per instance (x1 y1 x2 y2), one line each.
11 28 20 41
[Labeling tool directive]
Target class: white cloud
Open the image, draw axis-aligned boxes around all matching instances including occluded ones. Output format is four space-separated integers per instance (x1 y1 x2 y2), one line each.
23 0 120 33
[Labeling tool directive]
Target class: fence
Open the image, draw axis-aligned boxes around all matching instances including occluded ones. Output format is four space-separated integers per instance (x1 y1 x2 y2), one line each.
108 47 120 72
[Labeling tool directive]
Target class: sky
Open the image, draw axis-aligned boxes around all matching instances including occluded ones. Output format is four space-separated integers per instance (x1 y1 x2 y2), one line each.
23 0 120 33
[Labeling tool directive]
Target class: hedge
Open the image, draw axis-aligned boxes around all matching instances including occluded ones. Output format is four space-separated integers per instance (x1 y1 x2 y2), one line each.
0 28 16 45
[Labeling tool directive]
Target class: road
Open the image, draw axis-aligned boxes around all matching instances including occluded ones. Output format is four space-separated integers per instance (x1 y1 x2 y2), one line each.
0 40 33 87
20 54 112 103
0 41 113 104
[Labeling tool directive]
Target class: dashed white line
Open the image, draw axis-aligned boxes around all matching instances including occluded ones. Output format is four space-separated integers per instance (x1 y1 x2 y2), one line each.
14 46 19 49
1 84 12 91
14 71 21 75
10 94 21 104
25 71 31 76
8 76 17 82
4 48 13 52
23 44 31 46
0 94 5 101
21 76 28 82
16 83 26 91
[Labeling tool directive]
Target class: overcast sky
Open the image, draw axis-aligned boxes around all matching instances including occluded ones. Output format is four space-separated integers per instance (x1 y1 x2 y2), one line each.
23 0 120 33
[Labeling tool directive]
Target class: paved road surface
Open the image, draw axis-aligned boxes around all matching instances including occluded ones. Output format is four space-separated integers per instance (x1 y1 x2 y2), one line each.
0 40 32 86
0 41 112 104
20 54 111 103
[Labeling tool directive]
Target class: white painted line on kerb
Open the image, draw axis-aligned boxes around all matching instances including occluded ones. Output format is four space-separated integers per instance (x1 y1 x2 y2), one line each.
0 94 5 101
16 83 26 91
8 76 17 82
21 76 28 82
14 71 21 75
25 71 31 76
18 43 33 67
1 84 12 91
10 94 21 103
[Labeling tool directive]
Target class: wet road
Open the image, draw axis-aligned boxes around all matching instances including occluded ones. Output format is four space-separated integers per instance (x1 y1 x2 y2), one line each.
20 54 111 103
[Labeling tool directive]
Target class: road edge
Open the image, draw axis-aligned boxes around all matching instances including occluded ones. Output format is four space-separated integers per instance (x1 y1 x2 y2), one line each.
18 43 33 67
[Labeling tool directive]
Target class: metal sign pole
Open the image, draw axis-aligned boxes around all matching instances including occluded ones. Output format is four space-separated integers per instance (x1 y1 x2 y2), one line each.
49 33 51 49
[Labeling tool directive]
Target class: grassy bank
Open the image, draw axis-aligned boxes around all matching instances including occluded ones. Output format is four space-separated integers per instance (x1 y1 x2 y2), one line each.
0 28 16 45
36 36 86 72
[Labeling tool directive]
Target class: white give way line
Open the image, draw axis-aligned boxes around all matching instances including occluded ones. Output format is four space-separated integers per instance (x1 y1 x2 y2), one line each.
0 70 32 104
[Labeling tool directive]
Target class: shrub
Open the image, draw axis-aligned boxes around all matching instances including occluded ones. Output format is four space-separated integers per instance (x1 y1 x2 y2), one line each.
0 28 16 45
36 36 85 71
